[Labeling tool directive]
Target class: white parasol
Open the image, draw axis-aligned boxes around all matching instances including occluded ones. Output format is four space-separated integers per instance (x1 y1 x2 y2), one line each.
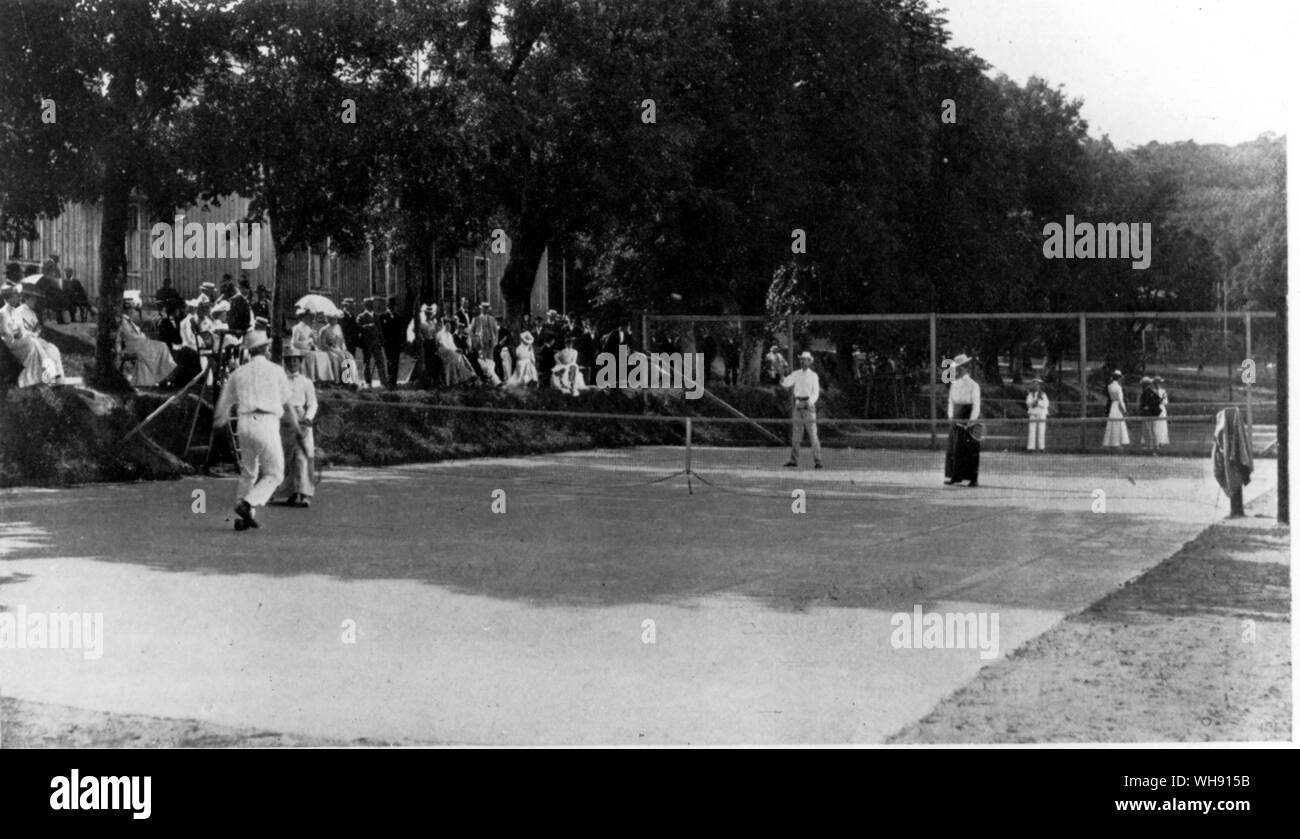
294 293 337 314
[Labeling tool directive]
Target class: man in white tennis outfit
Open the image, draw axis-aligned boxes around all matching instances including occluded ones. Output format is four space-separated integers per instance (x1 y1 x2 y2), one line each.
214 330 304 531
782 351 823 469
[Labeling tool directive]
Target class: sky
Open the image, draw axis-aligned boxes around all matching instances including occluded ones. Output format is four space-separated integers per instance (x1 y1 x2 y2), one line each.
938 0 1295 148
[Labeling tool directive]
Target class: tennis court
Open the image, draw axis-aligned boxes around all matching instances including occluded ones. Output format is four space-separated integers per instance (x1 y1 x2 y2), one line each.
0 445 1276 743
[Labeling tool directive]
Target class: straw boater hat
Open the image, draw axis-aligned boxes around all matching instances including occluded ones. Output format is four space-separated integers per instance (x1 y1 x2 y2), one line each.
342 297 355 305
798 351 814 361
243 330 269 351
520 330 535 345
480 301 491 310
281 345 303 359
199 281 217 294
1153 375 1164 383
1111 370 1123 378
421 303 436 315
951 353 973 367
1140 376 1153 385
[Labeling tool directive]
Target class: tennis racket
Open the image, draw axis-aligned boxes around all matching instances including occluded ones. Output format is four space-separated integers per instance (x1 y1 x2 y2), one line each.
300 413 341 485
966 421 986 442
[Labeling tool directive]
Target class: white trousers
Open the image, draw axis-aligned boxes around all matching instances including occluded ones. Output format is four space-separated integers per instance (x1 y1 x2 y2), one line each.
235 413 284 508
1026 412 1047 450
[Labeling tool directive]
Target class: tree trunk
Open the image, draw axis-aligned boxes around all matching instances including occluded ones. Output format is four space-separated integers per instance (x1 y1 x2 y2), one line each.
90 171 131 392
270 247 287 362
500 232 547 317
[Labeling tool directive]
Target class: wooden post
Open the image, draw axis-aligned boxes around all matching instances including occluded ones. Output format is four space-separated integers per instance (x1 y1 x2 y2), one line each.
641 311 649 351
1244 311 1253 432
929 313 938 449
1079 312 1088 452
684 417 692 475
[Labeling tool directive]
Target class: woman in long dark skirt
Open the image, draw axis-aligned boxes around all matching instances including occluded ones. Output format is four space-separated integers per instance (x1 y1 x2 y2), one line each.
944 353 982 487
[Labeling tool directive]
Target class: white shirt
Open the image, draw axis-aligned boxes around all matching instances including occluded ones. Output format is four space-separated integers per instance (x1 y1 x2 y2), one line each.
948 374 981 420
214 355 292 422
285 372 318 422
1107 381 1125 409
781 368 820 407
1025 390 1049 416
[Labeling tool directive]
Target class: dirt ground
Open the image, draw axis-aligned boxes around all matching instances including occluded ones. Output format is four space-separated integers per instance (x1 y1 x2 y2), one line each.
2 472 1287 746
892 491 1291 743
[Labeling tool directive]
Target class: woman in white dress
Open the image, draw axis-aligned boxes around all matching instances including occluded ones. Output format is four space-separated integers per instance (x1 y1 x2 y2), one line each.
7 287 65 386
1152 375 1170 448
551 337 586 396
319 311 357 385
1101 369 1129 448
118 295 177 387
506 330 537 387
291 309 334 382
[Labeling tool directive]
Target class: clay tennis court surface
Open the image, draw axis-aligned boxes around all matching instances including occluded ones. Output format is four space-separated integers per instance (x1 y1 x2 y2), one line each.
0 448 1281 744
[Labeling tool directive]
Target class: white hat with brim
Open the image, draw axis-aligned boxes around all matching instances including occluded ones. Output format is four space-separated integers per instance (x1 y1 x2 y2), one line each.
520 331 535 345
952 353 973 367
243 330 270 351
281 346 304 359
798 351 814 361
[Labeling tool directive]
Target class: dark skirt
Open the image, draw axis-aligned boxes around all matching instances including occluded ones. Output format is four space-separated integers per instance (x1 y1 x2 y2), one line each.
945 403 980 482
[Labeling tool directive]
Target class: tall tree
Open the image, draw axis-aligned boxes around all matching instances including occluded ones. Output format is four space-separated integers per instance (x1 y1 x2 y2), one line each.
0 0 231 390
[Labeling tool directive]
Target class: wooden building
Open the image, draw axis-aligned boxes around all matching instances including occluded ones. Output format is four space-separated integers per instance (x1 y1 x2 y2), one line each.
2 194 532 316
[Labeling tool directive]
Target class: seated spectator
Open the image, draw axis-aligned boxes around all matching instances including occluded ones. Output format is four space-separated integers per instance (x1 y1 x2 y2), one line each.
291 308 333 382
506 331 538 387
119 290 177 387
436 318 479 387
1 283 65 385
319 309 358 386
551 336 585 396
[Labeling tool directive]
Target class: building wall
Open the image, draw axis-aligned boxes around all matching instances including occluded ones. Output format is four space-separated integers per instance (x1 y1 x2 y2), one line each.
2 196 518 314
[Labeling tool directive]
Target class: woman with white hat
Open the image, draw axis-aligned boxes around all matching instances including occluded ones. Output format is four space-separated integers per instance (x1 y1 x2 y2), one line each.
291 308 333 382
319 308 358 386
944 353 980 486
551 336 585 395
0 281 59 386
506 330 538 387
272 345 317 508
5 285 65 386
118 290 177 387
1102 370 1130 448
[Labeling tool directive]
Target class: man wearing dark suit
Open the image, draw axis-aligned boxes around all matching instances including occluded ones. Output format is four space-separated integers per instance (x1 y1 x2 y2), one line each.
223 278 252 336
601 320 634 357
380 297 405 388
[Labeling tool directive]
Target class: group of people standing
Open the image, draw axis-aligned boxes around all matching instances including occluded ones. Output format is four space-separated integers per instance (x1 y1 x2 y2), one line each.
1102 370 1171 454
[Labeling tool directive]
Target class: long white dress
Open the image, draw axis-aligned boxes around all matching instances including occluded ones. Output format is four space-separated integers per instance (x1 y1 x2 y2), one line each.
119 315 177 387
1153 387 1170 446
319 323 357 385
507 343 538 387
551 347 586 395
9 304 64 386
1101 381 1130 447
292 321 334 383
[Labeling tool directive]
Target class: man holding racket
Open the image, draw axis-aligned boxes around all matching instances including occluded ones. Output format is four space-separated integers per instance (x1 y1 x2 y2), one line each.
944 353 982 487
274 346 318 508
214 330 305 531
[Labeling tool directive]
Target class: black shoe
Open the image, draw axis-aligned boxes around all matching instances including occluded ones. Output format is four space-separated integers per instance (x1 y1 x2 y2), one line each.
944 479 958 485
233 519 249 532
784 460 798 468
234 499 258 529
814 461 824 469
968 480 979 487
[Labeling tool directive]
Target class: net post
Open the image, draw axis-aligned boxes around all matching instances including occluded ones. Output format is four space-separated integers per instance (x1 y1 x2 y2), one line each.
929 312 938 450
1078 312 1088 452
1244 311 1253 433
684 416 692 475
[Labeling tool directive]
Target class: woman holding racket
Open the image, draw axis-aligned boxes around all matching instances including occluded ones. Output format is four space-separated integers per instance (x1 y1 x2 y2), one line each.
273 346 319 508
944 353 982 487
